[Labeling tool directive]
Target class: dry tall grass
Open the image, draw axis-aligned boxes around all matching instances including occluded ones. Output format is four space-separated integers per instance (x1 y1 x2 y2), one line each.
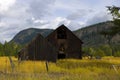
0 56 120 80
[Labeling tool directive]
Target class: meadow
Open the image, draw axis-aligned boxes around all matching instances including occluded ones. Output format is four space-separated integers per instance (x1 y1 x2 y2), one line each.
0 56 120 80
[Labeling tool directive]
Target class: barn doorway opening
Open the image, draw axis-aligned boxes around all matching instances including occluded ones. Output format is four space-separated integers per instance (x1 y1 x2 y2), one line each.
58 53 66 59
58 43 66 59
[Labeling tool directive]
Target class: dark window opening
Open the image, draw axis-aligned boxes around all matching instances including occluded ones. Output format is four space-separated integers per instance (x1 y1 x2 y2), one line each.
57 29 67 39
58 54 66 59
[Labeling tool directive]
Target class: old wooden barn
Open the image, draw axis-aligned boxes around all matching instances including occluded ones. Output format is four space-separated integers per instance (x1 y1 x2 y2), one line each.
18 25 83 62
46 25 83 59
18 34 57 62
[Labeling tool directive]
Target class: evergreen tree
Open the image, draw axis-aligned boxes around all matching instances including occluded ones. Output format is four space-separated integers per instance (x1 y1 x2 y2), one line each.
107 6 120 35
0 42 4 56
100 6 120 56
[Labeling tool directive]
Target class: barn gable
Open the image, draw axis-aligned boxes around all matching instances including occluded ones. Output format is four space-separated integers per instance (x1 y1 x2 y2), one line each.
18 34 57 62
46 24 83 59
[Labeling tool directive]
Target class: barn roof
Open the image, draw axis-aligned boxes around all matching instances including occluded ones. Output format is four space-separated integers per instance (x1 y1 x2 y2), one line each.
46 24 83 44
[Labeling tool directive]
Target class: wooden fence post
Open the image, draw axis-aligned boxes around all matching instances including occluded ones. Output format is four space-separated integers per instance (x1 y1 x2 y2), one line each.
45 61 49 72
8 57 15 72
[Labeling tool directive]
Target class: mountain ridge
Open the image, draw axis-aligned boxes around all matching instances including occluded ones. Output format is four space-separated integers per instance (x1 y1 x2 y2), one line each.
10 28 53 45
10 21 120 46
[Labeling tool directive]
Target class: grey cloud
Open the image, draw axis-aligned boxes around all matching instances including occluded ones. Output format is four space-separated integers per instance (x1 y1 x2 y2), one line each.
0 0 56 26
67 21 83 30
0 0 56 43
26 0 55 19
0 29 17 43
58 20 68 26
0 23 28 43
34 21 49 26
26 18 49 27
0 13 5 21
57 19 83 30
67 9 94 20
26 18 34 26
86 11 112 25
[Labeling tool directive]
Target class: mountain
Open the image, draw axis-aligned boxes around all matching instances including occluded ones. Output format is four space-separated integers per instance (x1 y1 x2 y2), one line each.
74 21 120 46
10 21 120 46
10 28 53 45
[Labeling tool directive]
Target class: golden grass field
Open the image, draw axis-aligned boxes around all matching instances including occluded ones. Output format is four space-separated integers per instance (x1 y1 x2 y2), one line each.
0 56 120 80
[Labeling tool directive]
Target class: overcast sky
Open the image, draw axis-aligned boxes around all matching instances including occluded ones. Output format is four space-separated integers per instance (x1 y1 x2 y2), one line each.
0 0 120 43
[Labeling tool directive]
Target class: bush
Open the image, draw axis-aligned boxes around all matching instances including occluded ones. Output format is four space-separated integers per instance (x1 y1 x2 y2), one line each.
114 51 120 57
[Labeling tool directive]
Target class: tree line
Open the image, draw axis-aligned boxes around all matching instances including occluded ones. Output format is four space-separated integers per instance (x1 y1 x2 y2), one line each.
0 42 22 57
83 45 120 58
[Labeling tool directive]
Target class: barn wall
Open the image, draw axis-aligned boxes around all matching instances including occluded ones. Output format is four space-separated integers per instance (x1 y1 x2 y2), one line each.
46 25 83 59
19 34 57 62
66 29 82 59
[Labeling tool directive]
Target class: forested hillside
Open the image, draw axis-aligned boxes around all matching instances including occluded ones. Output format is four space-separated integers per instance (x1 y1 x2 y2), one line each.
10 28 53 45
74 21 120 46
